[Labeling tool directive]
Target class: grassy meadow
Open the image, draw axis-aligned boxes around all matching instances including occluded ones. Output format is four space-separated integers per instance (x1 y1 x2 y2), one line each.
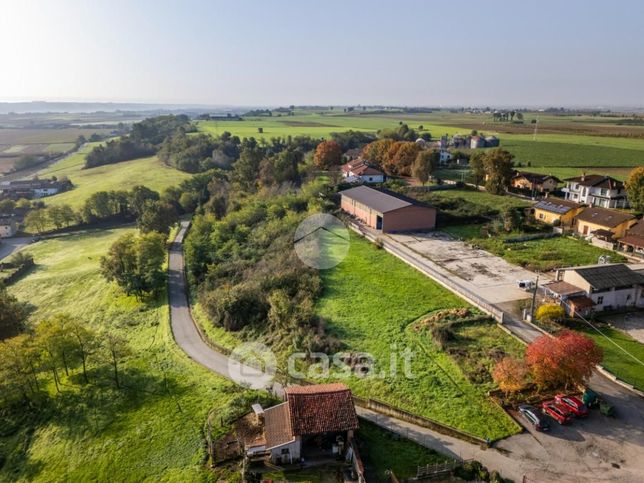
36 143 191 208
0 228 252 482
316 233 522 440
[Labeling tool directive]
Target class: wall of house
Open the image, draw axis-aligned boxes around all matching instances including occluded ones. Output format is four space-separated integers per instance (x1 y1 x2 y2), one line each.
561 271 592 293
270 438 301 464
340 195 380 229
574 220 633 239
0 223 17 238
590 287 640 311
360 174 384 184
382 205 436 233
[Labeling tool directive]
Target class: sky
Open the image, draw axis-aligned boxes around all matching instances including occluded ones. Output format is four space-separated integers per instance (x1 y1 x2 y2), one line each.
1 0 644 107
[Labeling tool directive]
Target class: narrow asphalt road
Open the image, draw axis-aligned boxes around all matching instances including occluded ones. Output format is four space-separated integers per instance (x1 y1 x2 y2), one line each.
168 221 274 391
0 236 32 261
168 220 644 482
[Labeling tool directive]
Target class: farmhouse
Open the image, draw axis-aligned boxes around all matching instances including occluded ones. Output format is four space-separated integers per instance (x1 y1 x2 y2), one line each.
235 383 360 467
341 159 385 184
617 219 644 257
0 178 70 199
340 185 437 232
573 206 636 239
562 174 629 209
511 172 560 193
544 263 644 316
533 198 584 226
0 214 19 238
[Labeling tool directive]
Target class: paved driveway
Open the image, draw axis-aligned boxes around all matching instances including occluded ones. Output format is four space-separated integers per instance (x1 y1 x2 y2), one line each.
391 231 549 304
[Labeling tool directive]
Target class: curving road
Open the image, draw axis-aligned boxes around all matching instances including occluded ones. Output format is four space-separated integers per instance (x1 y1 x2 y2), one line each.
168 220 644 482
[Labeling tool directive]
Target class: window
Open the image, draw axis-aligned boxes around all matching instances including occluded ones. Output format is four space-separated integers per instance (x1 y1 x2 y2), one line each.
597 296 604 304
539 213 544 219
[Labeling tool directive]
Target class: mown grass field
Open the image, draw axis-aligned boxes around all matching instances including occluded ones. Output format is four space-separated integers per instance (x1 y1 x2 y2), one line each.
442 224 624 271
36 143 191 208
582 327 644 391
0 228 252 482
316 233 522 440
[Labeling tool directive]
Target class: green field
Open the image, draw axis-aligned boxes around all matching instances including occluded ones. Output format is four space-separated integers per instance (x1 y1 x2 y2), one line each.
0 228 251 482
36 143 191 208
443 224 624 271
316 233 522 440
424 188 532 212
583 327 644 391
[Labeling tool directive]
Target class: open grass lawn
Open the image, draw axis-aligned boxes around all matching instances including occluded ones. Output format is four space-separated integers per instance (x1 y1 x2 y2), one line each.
442 224 625 271
0 228 252 482
37 143 191 208
582 327 644 391
316 233 521 440
424 188 532 212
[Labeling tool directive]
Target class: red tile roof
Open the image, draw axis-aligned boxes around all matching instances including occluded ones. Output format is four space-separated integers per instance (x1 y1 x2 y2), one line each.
285 383 358 436
263 402 294 449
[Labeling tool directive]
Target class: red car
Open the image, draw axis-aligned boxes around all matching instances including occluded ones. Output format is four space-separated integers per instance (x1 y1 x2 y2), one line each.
541 401 574 425
555 394 589 417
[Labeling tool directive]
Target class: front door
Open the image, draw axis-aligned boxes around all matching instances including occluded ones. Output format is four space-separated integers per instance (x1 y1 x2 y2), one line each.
582 225 589 235
376 215 383 230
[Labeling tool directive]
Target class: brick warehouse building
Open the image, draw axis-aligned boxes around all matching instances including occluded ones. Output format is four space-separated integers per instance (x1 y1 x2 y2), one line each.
340 185 437 232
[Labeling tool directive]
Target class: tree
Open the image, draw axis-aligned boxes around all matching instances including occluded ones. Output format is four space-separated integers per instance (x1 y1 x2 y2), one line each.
469 151 485 188
526 331 602 390
128 185 160 217
68 319 99 383
137 200 178 234
102 332 132 389
535 304 565 323
625 166 644 211
412 150 439 185
483 149 515 195
501 207 523 232
313 140 342 169
0 286 28 340
493 356 529 394
388 142 422 176
25 208 48 234
0 199 16 213
100 231 166 298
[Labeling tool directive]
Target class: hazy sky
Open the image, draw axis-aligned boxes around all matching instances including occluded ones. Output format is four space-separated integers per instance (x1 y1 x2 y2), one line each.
2 0 643 107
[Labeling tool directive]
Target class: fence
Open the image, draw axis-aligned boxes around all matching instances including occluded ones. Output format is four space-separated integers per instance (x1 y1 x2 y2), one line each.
347 221 508 324
353 395 487 445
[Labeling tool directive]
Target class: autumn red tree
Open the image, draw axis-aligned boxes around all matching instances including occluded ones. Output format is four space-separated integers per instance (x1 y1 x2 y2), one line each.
313 140 342 169
362 139 394 167
493 356 529 394
390 142 422 176
526 331 602 390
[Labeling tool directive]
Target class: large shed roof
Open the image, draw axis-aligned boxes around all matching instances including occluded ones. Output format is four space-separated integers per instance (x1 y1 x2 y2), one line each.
572 264 644 291
340 186 431 214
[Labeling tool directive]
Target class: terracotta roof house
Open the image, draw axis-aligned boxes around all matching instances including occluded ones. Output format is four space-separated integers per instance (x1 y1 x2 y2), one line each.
533 198 584 226
340 185 437 232
235 383 359 468
544 263 644 316
573 206 636 239
562 174 629 209
511 172 560 193
617 219 644 257
341 159 385 184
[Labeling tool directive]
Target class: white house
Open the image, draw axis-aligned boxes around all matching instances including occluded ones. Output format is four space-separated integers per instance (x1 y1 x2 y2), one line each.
562 174 629 209
438 149 452 166
544 263 644 317
341 159 385 184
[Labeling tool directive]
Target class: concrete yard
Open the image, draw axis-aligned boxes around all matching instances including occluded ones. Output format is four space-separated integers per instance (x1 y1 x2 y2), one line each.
391 231 550 304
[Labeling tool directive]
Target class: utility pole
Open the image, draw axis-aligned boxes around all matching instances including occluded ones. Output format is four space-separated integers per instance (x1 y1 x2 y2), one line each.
532 115 539 141
529 274 540 321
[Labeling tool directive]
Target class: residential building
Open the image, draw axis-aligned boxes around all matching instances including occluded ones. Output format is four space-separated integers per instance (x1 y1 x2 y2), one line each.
0 178 69 199
562 174 629 208
340 185 437 232
438 149 452 166
573 206 636 239
532 198 584 226
341 159 385 184
544 263 644 316
617 219 644 257
484 135 500 147
470 136 486 149
0 214 19 238
235 383 359 467
342 148 363 161
511 172 560 193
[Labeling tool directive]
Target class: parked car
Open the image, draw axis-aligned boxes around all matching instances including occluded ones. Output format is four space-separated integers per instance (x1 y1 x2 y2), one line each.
555 394 589 417
541 401 574 425
519 405 550 431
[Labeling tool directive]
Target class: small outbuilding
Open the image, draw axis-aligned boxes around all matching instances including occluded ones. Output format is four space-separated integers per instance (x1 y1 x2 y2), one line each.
340 185 437 232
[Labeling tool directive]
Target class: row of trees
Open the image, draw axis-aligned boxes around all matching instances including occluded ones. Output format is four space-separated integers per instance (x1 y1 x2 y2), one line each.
0 314 132 406
493 330 602 393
